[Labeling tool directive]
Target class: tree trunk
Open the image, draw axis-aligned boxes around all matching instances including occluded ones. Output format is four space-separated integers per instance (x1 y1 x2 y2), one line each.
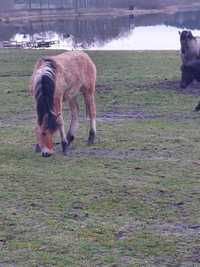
75 0 78 12
28 0 32 9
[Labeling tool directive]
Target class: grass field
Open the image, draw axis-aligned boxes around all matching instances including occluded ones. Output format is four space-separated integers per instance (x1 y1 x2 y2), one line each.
0 49 200 267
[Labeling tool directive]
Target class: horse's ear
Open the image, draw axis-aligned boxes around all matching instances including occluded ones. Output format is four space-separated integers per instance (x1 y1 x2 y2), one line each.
187 31 193 39
178 31 181 36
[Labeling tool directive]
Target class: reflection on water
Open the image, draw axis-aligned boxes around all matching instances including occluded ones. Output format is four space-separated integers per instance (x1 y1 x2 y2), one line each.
92 25 200 50
1 10 200 50
0 16 134 49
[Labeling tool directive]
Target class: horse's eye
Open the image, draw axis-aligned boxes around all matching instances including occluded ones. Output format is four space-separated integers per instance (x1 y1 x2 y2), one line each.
42 132 46 136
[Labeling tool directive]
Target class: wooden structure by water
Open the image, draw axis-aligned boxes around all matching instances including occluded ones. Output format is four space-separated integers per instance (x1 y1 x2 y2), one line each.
0 40 57 49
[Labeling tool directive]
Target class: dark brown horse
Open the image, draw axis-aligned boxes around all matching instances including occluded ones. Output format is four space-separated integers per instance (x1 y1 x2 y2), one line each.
29 51 96 157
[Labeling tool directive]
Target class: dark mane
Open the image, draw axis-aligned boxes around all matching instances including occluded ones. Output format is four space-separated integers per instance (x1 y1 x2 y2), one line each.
35 58 58 131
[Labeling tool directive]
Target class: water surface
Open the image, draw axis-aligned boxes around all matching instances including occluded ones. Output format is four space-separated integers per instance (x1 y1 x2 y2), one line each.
1 9 200 50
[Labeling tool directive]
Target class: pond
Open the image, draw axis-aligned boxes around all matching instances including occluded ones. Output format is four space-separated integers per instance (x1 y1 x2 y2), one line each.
1 9 200 50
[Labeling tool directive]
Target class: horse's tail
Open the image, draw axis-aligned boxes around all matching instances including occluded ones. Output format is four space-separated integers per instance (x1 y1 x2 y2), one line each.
35 58 58 131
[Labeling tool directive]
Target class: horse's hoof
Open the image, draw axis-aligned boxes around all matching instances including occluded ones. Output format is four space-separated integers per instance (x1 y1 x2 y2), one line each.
87 139 95 145
194 103 200 112
63 150 68 156
61 140 68 154
42 152 52 158
66 133 74 145
34 144 41 153
87 130 95 145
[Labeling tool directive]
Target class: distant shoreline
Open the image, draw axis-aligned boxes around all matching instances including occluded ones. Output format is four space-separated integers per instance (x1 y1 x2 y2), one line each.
0 8 159 23
0 3 200 23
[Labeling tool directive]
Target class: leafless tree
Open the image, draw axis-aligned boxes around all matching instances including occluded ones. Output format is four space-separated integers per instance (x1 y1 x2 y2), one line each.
75 0 78 12
28 0 32 9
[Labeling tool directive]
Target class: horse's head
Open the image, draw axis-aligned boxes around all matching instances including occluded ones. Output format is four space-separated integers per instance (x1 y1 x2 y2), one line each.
35 111 60 157
179 30 194 54
35 122 55 157
180 64 194 89
33 59 59 157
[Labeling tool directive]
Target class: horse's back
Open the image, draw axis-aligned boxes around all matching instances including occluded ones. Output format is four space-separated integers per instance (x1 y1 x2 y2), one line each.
53 51 96 90
53 51 96 75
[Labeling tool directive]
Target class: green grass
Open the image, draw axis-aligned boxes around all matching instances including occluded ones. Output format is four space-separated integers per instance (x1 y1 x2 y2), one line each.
0 49 199 266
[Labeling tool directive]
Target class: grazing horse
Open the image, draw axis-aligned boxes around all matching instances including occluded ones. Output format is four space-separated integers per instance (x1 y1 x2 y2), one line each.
29 51 96 157
179 30 200 65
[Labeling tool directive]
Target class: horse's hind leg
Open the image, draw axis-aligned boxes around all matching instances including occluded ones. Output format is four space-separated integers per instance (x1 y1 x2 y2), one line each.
66 96 79 147
83 91 96 145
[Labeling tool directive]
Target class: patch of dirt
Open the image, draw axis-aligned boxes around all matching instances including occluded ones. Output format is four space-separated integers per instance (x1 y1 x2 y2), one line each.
54 144 181 162
152 80 200 96
124 110 189 123
97 79 200 96
0 73 30 78
98 111 162 121
185 248 200 263
98 110 200 123
0 260 16 267
116 221 200 239
1 79 200 127
0 113 35 126
115 221 200 265
2 108 198 129
150 223 200 237
64 200 89 221
96 84 113 92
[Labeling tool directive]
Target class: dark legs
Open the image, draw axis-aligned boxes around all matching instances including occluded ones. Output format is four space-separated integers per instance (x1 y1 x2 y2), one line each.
59 96 79 155
194 101 200 112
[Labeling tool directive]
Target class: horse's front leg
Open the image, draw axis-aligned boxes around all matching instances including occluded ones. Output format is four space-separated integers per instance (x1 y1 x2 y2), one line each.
57 115 68 155
34 125 42 153
66 96 79 147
